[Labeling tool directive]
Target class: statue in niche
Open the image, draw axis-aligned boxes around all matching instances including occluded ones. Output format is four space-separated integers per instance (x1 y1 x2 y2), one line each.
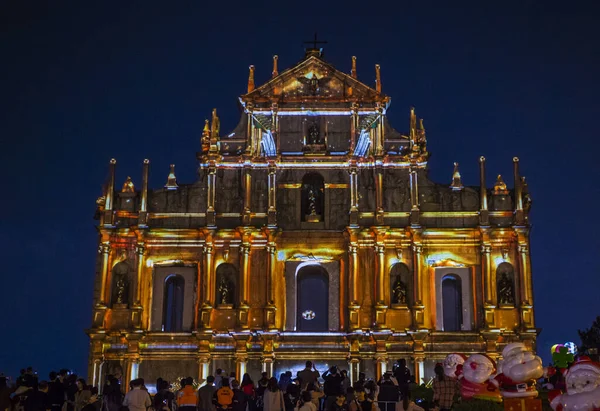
307 123 322 145
392 276 407 304
308 189 317 215
498 272 515 305
217 276 233 305
112 258 130 307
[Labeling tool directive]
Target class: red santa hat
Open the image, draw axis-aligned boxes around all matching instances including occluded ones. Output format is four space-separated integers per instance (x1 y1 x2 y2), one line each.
563 357 600 381
465 353 497 373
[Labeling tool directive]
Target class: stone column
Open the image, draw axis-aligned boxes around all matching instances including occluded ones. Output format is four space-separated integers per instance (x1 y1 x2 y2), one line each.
235 355 248 380
262 356 274 377
348 358 360 385
513 157 524 225
481 244 496 328
103 159 116 226
268 164 277 227
134 243 145 307
98 242 111 306
413 356 425 385
374 244 388 329
349 165 359 226
350 103 358 152
517 241 535 328
375 166 384 225
479 156 489 225
239 244 250 329
200 243 214 329
409 169 420 226
375 356 388 381
207 165 217 227
243 166 252 225
348 244 360 330
411 241 425 328
197 356 210 385
265 244 277 328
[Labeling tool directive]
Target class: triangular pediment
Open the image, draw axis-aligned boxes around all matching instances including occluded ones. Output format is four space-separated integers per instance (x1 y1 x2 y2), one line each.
242 56 387 104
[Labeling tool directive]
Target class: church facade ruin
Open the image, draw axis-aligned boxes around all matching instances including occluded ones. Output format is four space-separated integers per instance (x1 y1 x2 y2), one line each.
87 47 536 388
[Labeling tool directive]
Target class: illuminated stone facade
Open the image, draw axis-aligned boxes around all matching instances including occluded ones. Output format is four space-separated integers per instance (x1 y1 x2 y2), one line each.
87 49 536 389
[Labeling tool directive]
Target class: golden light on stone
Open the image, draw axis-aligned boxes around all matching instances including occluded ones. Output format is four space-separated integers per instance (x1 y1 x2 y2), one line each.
121 176 135 193
88 48 537 388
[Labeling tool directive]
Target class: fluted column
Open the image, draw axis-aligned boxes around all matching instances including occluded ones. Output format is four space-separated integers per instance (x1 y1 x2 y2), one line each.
98 242 111 306
197 356 210 385
518 241 535 328
265 243 277 328
204 244 215 304
350 103 358 151
375 245 386 304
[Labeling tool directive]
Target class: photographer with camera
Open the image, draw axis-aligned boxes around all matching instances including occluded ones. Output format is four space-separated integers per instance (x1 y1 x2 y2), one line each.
322 366 344 411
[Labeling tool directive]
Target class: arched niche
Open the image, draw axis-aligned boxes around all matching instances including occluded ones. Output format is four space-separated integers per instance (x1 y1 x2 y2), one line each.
496 262 516 307
441 275 463 331
111 260 132 308
301 173 325 222
215 263 238 307
389 263 411 307
297 265 329 331
434 267 473 332
163 275 185 332
151 266 195 332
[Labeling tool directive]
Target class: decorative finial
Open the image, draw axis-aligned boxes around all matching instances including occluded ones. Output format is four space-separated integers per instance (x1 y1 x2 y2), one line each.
211 108 220 137
375 64 381 94
450 162 464 191
272 55 278 78
351 56 357 78
493 174 509 195
165 164 178 190
122 176 135 193
110 158 116 165
247 65 255 93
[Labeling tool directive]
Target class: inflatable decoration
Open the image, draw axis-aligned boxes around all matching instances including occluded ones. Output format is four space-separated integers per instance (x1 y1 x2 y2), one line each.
458 353 502 402
443 353 466 379
492 343 544 398
549 357 600 411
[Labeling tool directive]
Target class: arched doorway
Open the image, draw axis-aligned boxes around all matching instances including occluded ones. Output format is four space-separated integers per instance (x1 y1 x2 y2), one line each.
297 265 329 331
163 275 185 332
442 275 463 331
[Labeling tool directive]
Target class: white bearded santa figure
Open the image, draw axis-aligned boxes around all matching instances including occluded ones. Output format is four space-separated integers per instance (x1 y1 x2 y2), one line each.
549 357 600 411
458 354 502 402
492 343 544 398
443 353 467 379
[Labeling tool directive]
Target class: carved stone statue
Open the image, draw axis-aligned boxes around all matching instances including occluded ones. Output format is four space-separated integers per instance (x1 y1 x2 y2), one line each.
218 276 232 305
498 272 515 305
308 189 317 215
392 276 407 304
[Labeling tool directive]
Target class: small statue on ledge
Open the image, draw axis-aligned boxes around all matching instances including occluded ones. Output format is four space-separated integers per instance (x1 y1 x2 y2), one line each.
308 123 322 145
498 272 515 305
392 276 407 304
217 277 232 305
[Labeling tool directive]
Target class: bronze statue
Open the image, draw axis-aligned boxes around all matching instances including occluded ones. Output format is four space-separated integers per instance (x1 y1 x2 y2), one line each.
498 272 515 305
115 275 127 304
218 276 232 305
308 189 317 215
308 123 320 145
392 276 407 304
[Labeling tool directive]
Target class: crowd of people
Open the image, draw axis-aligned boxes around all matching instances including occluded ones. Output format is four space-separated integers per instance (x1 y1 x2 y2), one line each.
1 360 461 411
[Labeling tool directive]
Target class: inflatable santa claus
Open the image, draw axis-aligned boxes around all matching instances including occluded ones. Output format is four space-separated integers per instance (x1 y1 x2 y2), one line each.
549 357 600 411
458 353 502 402
443 353 466 379
492 343 544 398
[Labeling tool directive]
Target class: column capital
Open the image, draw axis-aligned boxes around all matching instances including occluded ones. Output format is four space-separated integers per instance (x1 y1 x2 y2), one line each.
518 244 529 254
135 243 146 254
203 244 214 254
481 244 492 254
98 243 111 254
374 244 385 254
412 243 423 254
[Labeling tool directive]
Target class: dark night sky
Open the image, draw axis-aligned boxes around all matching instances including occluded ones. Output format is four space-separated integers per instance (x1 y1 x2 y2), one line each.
1 1 599 380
